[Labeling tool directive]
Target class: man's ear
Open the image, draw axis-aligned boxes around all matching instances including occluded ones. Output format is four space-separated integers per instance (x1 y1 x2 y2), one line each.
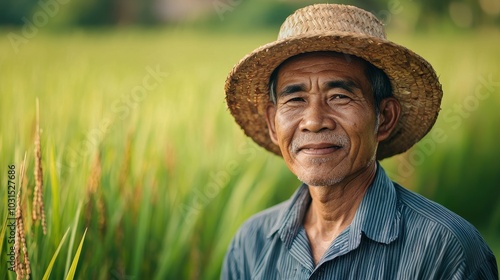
265 103 279 145
377 97 401 142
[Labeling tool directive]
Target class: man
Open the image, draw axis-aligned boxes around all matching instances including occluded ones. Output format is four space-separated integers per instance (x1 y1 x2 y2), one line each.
222 4 498 279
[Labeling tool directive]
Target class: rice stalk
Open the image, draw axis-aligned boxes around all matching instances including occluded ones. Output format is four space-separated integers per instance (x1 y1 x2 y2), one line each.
110 133 134 276
48 145 61 240
118 132 133 189
85 151 106 235
15 153 31 280
131 175 153 277
32 98 47 235
86 152 101 196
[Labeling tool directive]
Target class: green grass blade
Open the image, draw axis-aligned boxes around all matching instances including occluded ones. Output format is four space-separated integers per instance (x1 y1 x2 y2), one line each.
49 144 61 240
64 201 82 277
65 228 88 280
132 176 153 277
42 227 70 280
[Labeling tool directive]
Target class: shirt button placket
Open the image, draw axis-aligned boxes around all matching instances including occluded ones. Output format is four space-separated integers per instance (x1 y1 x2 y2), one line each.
310 267 324 279
301 267 311 279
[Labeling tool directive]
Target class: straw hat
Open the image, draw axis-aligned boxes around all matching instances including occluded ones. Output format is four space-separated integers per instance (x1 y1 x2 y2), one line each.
225 4 442 159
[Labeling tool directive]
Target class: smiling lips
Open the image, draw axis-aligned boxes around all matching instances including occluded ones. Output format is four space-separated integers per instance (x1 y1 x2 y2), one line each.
297 143 344 155
292 133 350 156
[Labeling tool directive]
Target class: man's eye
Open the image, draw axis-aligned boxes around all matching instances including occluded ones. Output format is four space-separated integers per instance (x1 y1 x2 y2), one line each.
332 94 349 99
329 94 351 104
286 97 305 103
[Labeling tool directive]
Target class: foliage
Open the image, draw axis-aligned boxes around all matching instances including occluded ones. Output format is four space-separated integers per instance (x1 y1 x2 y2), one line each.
0 27 499 279
0 0 499 29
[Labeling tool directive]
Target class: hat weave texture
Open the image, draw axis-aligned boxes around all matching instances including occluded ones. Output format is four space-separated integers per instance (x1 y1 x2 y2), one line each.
225 4 443 159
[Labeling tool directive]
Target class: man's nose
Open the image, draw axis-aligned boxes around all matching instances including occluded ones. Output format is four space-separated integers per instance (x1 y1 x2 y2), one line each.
299 100 336 133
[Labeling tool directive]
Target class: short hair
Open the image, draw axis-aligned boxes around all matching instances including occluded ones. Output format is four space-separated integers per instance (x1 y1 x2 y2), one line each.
268 53 393 115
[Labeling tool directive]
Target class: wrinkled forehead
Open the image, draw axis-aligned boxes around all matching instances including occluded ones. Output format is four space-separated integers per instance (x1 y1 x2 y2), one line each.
270 51 369 81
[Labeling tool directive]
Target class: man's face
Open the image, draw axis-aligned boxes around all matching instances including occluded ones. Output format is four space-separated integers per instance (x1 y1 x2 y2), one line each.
266 52 382 187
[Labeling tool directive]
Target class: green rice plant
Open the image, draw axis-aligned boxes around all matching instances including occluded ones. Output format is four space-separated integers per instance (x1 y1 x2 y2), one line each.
0 27 498 279
64 201 82 277
65 228 87 280
42 228 70 280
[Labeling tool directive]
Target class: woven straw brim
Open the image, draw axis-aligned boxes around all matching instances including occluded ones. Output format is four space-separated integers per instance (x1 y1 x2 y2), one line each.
225 32 442 160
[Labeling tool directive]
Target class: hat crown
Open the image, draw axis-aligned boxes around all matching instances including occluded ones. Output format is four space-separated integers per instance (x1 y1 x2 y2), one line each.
278 4 386 40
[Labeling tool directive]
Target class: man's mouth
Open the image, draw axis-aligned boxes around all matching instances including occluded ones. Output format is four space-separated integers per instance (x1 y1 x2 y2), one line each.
297 143 343 155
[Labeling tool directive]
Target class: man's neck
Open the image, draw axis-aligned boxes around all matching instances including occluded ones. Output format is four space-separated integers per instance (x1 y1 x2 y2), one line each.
303 162 377 264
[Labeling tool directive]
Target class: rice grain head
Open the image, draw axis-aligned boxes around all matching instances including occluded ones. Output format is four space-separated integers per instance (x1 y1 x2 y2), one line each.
33 98 47 235
85 152 106 235
15 153 31 279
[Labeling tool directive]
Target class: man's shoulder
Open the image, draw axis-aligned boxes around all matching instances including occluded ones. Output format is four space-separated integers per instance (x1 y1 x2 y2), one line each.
227 199 290 266
236 199 289 240
395 183 480 236
394 183 497 276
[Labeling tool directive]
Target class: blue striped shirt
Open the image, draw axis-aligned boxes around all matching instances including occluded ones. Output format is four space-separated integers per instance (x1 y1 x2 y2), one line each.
221 165 498 279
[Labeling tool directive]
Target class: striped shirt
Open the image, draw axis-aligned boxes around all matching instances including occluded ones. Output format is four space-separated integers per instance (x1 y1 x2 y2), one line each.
221 165 498 279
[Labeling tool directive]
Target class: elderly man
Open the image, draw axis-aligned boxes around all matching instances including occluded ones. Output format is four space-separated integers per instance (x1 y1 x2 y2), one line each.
222 4 497 279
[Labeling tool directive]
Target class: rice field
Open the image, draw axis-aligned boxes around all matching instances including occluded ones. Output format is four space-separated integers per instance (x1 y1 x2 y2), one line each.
0 27 499 279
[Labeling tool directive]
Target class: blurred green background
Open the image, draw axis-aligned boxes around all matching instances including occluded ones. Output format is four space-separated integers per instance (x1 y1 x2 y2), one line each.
0 0 499 279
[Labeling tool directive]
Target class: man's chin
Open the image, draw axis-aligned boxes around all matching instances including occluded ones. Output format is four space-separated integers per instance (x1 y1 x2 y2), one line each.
293 150 349 169
298 175 346 188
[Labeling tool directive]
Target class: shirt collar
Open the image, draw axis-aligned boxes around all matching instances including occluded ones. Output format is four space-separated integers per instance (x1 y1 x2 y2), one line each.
267 163 400 248
349 164 400 245
267 183 310 248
